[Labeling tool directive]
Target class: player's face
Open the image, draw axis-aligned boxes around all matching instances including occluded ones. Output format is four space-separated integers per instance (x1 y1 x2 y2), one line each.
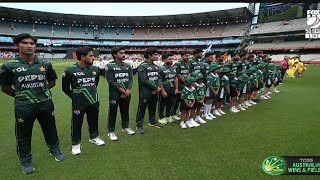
206 55 214 62
164 56 174 65
83 51 94 65
17 38 36 55
115 50 126 61
233 54 240 60
149 53 159 61
181 54 191 61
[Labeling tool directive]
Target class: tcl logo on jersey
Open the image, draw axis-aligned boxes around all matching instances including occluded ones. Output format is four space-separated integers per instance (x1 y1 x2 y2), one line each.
77 77 95 84
181 70 189 74
113 67 121 71
73 72 85 76
13 67 27 73
115 73 129 78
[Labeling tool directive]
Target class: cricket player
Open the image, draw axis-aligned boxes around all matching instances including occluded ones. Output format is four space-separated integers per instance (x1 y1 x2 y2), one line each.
189 48 204 73
172 51 192 121
0 33 65 174
179 76 197 128
105 46 135 141
136 47 164 134
62 46 105 155
158 52 178 125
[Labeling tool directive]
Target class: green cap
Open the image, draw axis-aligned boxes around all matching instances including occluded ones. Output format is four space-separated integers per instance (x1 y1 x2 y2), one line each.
185 76 196 86
191 72 203 80
209 64 221 72
222 67 232 73
267 63 276 71
238 73 249 82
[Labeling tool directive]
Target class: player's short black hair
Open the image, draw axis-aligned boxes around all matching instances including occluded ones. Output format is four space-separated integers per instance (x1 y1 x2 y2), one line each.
231 52 238 58
144 47 159 59
76 46 93 60
239 52 247 58
193 48 203 55
13 33 37 45
111 46 125 59
215 52 224 59
205 52 214 59
162 52 174 60
179 50 191 56
248 54 255 59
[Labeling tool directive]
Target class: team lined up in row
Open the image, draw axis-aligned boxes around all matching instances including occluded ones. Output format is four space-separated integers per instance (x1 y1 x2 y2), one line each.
0 33 283 174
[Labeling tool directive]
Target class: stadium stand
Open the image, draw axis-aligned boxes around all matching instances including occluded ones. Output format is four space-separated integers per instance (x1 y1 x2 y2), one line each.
220 22 248 37
250 18 307 35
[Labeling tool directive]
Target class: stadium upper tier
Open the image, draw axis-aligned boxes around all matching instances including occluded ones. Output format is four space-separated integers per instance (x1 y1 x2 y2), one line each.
246 40 320 51
0 21 249 40
250 18 307 35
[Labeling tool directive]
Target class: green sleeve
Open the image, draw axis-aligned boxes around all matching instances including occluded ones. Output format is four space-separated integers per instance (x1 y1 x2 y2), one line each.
180 89 186 99
127 65 133 90
61 68 73 99
138 64 158 90
94 66 100 87
105 64 122 90
0 64 14 86
46 62 58 81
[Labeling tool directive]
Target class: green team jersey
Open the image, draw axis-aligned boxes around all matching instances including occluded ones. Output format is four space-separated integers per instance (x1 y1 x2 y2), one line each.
189 58 203 73
62 62 100 108
257 70 264 88
194 82 206 100
216 61 225 67
226 60 238 77
264 70 274 84
0 56 57 106
237 60 250 74
275 69 281 82
206 73 220 88
105 60 133 98
174 60 190 91
229 76 239 89
181 86 196 103
201 60 212 80
253 57 263 66
220 75 230 89
159 64 177 92
137 60 161 96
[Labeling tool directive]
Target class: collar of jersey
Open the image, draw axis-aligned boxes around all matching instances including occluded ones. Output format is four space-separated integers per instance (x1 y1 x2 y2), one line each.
195 82 205 87
112 60 125 65
17 55 40 64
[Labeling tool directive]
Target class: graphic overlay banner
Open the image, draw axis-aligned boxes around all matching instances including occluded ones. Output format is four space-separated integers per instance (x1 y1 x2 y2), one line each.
262 156 320 175
258 3 318 23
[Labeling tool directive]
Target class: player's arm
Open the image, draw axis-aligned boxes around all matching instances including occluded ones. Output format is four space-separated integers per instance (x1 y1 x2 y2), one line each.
127 65 133 90
105 64 125 94
46 62 58 89
0 64 15 97
94 67 100 87
61 69 73 99
174 77 179 94
137 65 158 90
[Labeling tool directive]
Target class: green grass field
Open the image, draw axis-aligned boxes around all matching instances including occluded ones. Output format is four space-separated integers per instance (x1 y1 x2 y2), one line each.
0 60 320 179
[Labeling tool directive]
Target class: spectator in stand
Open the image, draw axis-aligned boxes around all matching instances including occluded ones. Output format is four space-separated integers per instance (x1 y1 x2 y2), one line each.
280 56 290 82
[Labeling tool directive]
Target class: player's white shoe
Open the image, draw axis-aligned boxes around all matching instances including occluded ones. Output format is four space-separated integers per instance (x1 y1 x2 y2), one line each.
108 132 118 141
218 109 226 115
122 128 135 135
208 113 217 119
180 121 187 129
89 137 105 146
213 110 222 116
230 107 239 113
71 144 81 155
273 89 280 93
245 101 252 107
238 105 246 111
172 115 181 121
195 116 206 124
186 120 194 128
190 119 200 127
260 95 268 100
249 100 257 105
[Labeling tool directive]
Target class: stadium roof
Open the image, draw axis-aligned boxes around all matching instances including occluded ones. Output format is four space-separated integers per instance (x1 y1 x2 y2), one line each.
0 6 252 27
